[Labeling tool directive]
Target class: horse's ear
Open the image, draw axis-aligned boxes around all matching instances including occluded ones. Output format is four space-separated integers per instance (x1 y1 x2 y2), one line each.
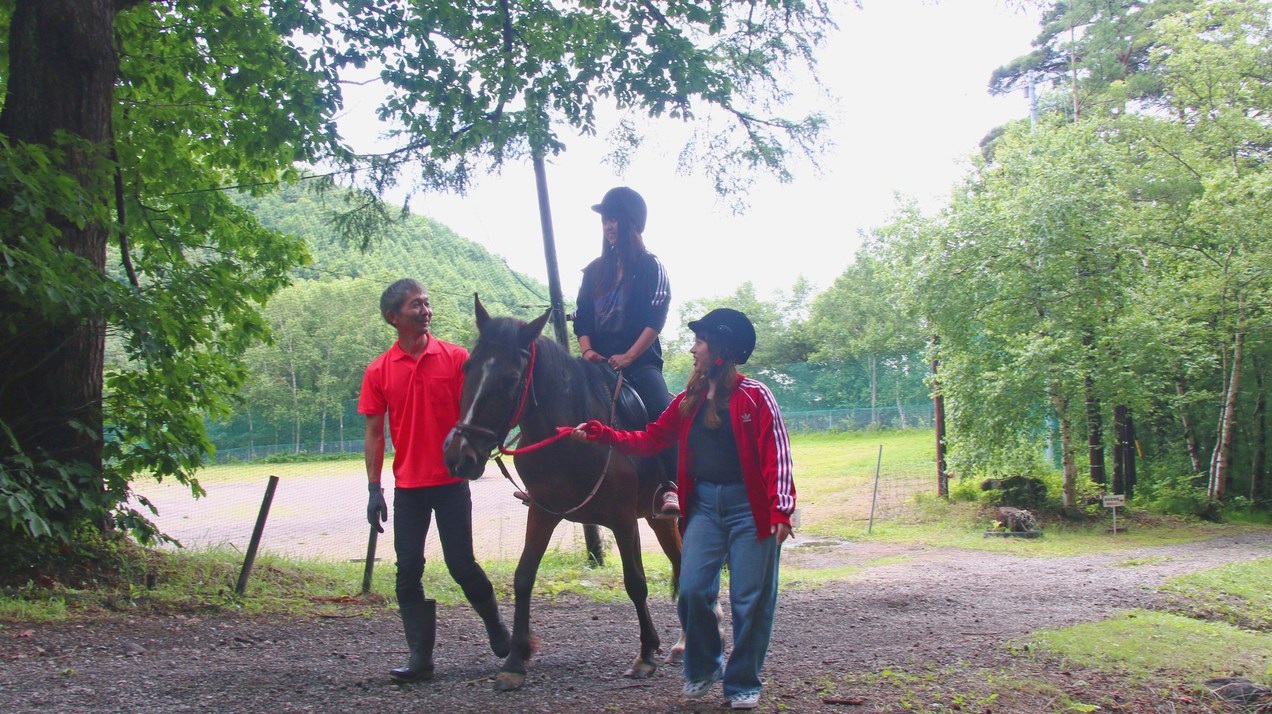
518 308 551 347
475 292 490 329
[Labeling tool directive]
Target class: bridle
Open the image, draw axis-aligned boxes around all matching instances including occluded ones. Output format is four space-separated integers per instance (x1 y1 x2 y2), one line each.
449 341 539 459
450 340 621 517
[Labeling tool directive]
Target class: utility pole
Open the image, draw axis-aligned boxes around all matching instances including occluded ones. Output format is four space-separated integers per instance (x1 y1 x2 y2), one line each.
532 152 605 566
532 153 570 346
1026 81 1038 128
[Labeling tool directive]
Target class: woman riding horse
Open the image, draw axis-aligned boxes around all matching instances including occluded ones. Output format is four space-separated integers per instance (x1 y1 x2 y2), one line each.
442 298 683 691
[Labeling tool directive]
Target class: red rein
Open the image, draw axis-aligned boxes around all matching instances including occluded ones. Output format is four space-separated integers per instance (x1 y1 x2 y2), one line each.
496 342 575 455
500 426 576 455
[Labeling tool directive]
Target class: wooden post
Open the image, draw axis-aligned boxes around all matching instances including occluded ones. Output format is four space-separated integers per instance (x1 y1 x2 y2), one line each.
361 526 379 595
235 475 279 596
868 444 884 534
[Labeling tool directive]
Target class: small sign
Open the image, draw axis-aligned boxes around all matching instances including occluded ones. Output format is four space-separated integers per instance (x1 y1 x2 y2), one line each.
1102 494 1125 508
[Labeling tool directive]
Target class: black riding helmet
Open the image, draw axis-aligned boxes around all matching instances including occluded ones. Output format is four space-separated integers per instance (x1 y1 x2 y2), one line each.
688 308 756 365
591 186 647 233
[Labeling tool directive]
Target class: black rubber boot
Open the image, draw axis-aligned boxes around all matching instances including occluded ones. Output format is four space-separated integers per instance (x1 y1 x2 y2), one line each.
389 598 436 682
471 592 511 658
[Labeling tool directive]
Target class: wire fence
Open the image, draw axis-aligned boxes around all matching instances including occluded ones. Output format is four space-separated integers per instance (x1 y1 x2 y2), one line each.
782 404 935 434
136 408 937 570
210 405 934 464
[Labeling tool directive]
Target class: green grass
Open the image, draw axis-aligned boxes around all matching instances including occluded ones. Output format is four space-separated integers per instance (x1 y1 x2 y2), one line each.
824 663 1113 714
1022 610 1272 686
782 564 861 590
824 477 1264 558
1160 557 1272 630
1017 558 1272 696
791 428 936 476
0 546 391 622
791 430 933 511
183 457 364 485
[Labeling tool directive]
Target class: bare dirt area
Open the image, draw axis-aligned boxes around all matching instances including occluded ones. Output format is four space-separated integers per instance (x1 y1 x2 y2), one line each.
3 532 1272 714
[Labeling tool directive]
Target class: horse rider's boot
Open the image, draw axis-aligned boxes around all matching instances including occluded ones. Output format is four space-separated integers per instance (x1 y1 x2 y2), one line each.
472 592 511 658
389 597 436 682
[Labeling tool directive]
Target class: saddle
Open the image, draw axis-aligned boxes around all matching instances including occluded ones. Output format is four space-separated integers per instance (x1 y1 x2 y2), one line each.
596 365 650 431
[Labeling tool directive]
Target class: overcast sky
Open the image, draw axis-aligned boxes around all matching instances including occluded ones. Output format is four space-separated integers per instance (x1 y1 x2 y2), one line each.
339 0 1042 324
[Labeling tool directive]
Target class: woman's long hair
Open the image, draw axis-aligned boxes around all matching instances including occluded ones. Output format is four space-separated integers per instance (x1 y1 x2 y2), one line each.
591 218 648 299
680 340 736 429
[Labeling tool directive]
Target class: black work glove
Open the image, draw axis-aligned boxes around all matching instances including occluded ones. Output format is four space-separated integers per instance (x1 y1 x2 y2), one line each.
367 483 388 533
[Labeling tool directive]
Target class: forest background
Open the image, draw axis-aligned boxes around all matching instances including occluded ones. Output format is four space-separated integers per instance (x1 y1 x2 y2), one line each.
0 0 1268 558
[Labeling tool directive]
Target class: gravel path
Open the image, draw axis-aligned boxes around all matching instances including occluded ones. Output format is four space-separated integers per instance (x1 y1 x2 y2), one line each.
3 532 1271 713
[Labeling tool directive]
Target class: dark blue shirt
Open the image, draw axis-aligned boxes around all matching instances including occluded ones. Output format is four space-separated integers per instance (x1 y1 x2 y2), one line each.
688 404 743 484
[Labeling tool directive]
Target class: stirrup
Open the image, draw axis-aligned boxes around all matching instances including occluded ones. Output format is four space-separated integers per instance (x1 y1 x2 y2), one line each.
654 489 680 519
513 490 530 505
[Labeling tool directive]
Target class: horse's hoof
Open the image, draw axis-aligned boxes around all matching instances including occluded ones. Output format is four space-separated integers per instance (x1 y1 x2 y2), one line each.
664 646 684 665
494 672 526 691
623 658 657 679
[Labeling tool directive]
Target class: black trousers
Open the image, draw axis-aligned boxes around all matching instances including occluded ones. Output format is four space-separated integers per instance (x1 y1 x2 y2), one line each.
393 480 495 605
624 363 677 487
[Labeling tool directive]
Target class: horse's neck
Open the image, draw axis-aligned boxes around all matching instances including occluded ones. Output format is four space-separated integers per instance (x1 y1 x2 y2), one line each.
518 365 566 439
519 358 597 437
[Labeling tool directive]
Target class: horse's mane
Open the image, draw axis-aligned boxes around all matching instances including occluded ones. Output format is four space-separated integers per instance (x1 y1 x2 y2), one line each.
478 316 609 431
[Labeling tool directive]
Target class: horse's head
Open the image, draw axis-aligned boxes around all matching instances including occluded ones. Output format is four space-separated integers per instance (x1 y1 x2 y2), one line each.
444 295 551 480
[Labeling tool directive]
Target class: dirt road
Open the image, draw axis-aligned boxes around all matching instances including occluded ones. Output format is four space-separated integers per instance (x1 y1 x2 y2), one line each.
133 461 663 564
4 531 1270 713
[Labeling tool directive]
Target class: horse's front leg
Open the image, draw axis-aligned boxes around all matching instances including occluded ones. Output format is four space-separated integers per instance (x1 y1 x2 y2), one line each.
495 506 560 692
664 599 724 664
647 516 685 664
611 517 660 679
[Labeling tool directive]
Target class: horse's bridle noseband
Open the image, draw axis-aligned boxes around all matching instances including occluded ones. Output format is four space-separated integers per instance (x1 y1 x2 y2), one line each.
451 342 537 460
451 339 621 518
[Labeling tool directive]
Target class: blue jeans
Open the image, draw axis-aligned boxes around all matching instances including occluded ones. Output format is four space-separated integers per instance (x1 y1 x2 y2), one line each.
678 481 782 697
393 481 495 607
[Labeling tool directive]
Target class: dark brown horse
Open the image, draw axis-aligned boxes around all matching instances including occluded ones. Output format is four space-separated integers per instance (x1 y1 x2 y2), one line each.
443 297 683 691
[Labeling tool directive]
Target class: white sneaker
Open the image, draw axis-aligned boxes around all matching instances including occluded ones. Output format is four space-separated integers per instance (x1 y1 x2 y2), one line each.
729 690 761 709
682 669 722 699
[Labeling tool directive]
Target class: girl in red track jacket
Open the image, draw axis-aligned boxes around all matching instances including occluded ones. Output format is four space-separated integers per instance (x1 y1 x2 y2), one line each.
575 308 795 710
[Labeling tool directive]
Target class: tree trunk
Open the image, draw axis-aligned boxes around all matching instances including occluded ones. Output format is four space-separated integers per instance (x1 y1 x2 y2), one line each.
868 354 879 425
1211 326 1244 500
1052 391 1079 509
1113 405 1136 500
931 340 948 499
1253 356 1266 502
1176 376 1204 475
1085 373 1106 485
286 337 301 454
895 385 908 430
0 0 139 529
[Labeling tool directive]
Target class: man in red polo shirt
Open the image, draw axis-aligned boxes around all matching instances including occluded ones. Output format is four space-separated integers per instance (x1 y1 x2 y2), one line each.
360 278 509 682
